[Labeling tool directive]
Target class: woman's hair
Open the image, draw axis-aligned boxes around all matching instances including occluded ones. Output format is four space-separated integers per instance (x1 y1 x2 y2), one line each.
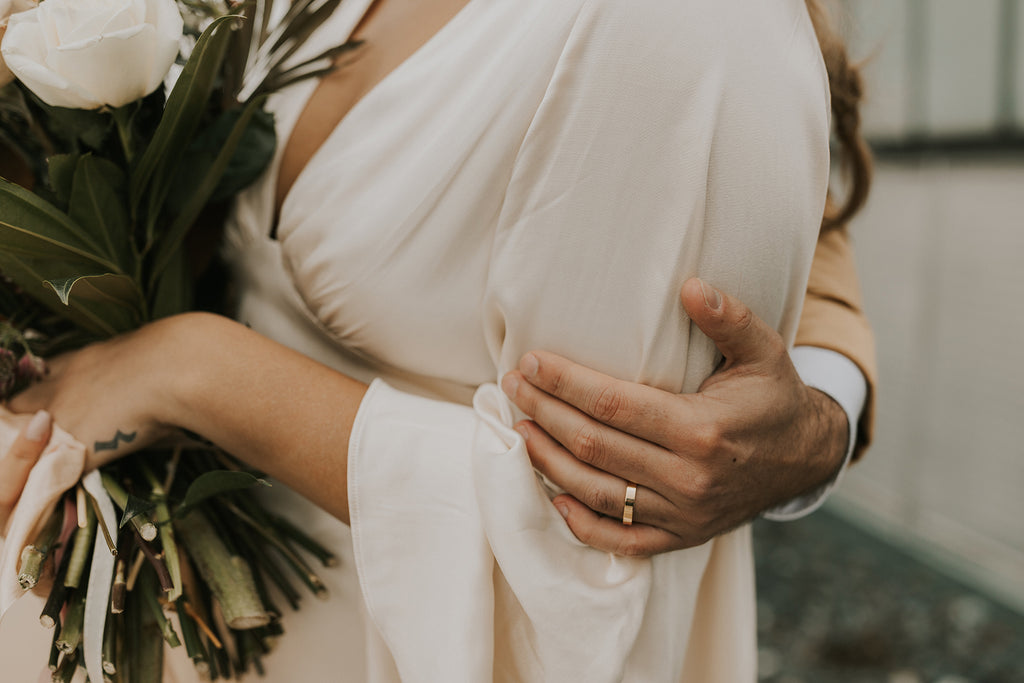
804 0 872 231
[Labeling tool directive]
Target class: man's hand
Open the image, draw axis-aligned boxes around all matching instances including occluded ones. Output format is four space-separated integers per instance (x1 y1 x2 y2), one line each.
501 278 848 556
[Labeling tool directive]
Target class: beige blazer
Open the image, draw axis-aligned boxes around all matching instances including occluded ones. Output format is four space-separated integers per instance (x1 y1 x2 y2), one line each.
797 225 877 460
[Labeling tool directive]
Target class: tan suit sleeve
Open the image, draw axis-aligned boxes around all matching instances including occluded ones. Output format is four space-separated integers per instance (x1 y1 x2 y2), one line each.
795 225 876 460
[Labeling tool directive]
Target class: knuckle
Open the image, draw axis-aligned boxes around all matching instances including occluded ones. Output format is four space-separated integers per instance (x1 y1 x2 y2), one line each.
590 386 627 423
732 306 755 335
579 481 616 515
548 364 570 397
689 423 725 457
9 441 43 463
570 424 604 465
616 539 650 558
685 469 718 502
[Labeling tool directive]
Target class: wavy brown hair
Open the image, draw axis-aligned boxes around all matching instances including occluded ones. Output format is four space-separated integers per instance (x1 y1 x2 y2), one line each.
805 0 872 231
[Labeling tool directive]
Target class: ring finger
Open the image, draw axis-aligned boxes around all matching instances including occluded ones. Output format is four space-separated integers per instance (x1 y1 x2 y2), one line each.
516 419 674 527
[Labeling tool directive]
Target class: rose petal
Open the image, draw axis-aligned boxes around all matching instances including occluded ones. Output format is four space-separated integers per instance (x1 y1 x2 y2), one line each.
49 23 162 106
2 13 101 108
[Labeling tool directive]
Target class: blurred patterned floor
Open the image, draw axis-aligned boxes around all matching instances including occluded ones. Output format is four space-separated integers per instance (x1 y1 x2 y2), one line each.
753 510 1024 683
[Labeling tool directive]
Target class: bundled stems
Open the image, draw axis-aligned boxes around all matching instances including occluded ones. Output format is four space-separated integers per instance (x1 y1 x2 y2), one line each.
56 590 85 654
175 510 270 629
39 546 71 629
101 472 158 542
142 462 183 600
63 500 95 589
52 647 78 683
110 557 128 614
103 612 119 676
18 501 63 589
140 566 182 648
132 526 174 593
226 501 327 599
268 512 338 567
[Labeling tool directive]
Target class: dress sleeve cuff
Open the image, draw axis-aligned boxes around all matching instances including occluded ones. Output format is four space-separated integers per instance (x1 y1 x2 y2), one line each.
762 346 867 521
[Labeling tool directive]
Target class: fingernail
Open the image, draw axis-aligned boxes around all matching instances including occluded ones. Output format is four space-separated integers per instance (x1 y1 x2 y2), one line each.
501 373 519 399
26 410 51 443
520 353 539 379
556 503 569 519
699 279 722 312
514 424 530 441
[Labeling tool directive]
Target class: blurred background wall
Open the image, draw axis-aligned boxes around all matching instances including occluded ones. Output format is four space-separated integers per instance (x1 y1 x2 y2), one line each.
827 0 1024 613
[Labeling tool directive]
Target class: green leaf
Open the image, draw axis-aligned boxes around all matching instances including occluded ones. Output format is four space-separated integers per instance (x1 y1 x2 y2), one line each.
0 178 120 270
47 154 80 209
67 155 133 269
42 273 141 333
43 272 138 307
130 14 241 224
201 107 276 204
149 245 191 319
119 494 156 530
0 253 118 336
31 99 112 152
149 95 267 285
177 471 270 515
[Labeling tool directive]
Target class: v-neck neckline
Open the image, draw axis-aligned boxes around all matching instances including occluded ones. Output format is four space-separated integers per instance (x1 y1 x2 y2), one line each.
270 0 480 235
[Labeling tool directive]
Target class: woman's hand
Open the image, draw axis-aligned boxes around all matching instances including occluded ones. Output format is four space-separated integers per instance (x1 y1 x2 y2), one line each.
0 410 52 531
10 312 365 524
501 278 848 557
6 318 188 469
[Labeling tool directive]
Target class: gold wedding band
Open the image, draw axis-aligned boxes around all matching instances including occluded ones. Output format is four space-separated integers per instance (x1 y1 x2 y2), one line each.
622 482 637 526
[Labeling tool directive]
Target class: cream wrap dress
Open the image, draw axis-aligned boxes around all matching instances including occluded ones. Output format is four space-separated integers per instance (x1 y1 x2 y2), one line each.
223 0 831 680
0 0 831 680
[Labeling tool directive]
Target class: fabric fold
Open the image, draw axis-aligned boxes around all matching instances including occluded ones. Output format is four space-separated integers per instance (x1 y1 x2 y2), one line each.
0 407 86 622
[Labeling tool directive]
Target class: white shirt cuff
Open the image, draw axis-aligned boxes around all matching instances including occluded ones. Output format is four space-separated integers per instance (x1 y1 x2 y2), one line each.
762 346 867 521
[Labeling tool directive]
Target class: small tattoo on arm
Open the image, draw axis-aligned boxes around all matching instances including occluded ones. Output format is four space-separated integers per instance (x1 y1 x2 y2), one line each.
94 430 137 453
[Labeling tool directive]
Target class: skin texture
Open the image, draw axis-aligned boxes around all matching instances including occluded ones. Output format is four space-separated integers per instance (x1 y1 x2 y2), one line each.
502 278 848 557
7 313 367 524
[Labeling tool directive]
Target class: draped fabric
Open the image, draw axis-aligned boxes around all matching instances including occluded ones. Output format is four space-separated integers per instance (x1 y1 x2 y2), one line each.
3 0 831 680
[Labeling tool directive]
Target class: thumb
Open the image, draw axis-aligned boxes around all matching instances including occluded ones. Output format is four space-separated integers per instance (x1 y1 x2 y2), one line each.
680 278 785 368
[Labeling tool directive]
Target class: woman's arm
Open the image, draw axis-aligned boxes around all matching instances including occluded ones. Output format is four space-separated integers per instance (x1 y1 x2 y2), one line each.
8 313 367 523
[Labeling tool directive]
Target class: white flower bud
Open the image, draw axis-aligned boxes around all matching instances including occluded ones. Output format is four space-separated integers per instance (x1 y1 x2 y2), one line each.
0 0 184 109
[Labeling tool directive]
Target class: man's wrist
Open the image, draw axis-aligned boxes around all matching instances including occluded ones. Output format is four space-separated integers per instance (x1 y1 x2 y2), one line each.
806 386 850 484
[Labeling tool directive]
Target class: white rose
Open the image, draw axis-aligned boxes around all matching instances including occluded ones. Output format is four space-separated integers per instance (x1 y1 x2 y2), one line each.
0 0 36 87
0 0 183 109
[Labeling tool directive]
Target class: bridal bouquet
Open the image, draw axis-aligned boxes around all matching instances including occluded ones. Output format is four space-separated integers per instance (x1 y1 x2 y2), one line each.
0 0 355 679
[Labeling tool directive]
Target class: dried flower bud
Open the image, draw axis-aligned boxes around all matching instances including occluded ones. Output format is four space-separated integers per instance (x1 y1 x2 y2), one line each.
16 352 45 382
0 348 16 399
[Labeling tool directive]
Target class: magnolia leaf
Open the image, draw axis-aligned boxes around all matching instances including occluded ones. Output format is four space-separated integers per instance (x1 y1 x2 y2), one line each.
67 155 133 269
150 95 267 284
0 253 113 337
177 471 270 515
44 273 138 307
149 245 191 319
0 178 119 270
47 154 80 209
34 101 112 152
41 273 141 334
118 494 156 530
211 108 276 203
130 14 242 224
